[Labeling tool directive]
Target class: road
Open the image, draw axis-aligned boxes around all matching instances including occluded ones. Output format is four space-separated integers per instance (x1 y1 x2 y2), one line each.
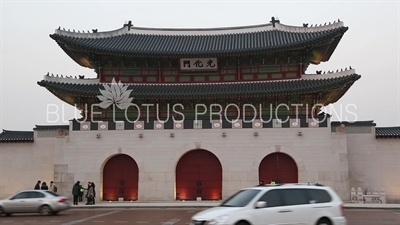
0 208 399 225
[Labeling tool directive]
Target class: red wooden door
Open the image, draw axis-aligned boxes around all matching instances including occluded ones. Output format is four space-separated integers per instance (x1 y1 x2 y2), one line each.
176 150 222 200
259 153 298 184
103 154 139 201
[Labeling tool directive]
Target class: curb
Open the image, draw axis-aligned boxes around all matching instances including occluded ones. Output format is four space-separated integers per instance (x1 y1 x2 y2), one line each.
70 205 400 210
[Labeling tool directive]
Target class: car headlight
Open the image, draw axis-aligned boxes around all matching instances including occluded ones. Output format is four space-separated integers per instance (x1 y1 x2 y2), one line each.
205 215 230 225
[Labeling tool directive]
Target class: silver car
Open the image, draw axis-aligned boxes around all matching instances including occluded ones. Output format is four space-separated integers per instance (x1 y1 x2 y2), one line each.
0 190 71 216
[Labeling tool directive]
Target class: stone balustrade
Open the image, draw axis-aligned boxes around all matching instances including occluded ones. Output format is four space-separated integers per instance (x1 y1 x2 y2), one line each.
350 187 386 204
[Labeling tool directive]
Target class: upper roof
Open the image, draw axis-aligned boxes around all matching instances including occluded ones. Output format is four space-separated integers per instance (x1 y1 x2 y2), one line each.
0 130 34 143
51 18 348 67
37 69 360 103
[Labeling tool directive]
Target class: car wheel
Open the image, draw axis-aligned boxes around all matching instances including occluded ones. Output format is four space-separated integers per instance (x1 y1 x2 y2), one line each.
317 218 332 225
52 211 59 215
236 221 250 225
39 205 52 216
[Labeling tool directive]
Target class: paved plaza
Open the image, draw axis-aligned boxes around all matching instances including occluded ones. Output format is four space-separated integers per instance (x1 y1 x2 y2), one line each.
0 208 399 225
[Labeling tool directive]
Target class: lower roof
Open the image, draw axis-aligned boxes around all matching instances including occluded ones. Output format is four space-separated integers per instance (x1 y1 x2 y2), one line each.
37 73 361 101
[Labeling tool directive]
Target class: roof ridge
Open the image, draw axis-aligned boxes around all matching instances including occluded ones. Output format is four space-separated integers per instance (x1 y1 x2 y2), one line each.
311 66 354 75
41 71 359 86
302 69 358 80
332 120 375 123
2 129 34 132
53 18 345 38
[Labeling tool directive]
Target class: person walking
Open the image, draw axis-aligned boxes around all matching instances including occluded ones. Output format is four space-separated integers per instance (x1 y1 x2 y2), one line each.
85 182 94 205
72 181 81 205
49 181 57 193
34 180 41 190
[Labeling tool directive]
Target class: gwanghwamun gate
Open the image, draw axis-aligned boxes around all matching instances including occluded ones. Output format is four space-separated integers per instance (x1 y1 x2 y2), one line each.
0 18 399 202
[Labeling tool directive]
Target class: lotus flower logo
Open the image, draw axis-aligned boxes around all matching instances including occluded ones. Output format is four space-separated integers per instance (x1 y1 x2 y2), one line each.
97 78 133 110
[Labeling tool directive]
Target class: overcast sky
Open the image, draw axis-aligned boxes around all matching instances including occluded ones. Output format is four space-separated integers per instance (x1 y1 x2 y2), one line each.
0 0 399 131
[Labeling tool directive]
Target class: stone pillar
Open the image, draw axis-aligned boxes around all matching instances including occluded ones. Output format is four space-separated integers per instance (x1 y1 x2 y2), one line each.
350 187 357 203
380 188 386 204
357 187 363 204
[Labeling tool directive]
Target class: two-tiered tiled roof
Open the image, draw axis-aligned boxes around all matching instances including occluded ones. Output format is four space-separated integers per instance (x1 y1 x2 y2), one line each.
51 19 348 67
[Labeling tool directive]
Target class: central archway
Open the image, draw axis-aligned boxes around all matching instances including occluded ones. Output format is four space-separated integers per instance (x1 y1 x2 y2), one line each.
259 152 298 184
176 149 222 200
103 154 139 201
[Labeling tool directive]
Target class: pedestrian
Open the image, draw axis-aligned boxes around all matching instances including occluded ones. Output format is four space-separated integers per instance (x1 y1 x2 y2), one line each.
79 185 84 202
258 180 265 186
49 181 57 193
85 182 94 205
41 182 49 190
91 182 96 205
72 181 80 205
34 180 41 190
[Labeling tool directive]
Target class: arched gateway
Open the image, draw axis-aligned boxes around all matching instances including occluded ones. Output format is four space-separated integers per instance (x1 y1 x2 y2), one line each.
103 154 139 201
176 150 222 200
259 152 298 184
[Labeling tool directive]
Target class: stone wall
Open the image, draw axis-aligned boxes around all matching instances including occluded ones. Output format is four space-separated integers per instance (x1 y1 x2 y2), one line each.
53 121 349 201
344 127 400 202
0 122 357 201
0 135 55 198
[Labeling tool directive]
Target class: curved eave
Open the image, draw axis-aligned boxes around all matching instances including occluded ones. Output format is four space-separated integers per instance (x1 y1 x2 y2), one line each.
58 43 91 68
322 76 361 105
37 73 361 104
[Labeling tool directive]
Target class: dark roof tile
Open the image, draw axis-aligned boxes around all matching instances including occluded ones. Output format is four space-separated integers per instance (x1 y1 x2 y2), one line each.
38 74 361 99
376 127 400 138
33 125 69 131
331 120 376 127
51 27 348 57
0 130 34 143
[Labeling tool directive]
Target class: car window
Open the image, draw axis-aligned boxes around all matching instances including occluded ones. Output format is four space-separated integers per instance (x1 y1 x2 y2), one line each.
45 191 60 197
29 191 45 198
307 189 332 203
257 190 283 208
11 192 30 199
220 189 261 207
281 189 309 206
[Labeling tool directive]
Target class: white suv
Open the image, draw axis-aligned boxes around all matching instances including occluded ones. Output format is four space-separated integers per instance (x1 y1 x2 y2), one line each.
190 183 346 225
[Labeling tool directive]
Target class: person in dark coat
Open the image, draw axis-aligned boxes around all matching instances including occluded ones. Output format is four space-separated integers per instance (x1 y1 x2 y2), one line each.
41 182 49 190
91 182 96 205
72 181 81 205
34 180 41 190
78 185 84 202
